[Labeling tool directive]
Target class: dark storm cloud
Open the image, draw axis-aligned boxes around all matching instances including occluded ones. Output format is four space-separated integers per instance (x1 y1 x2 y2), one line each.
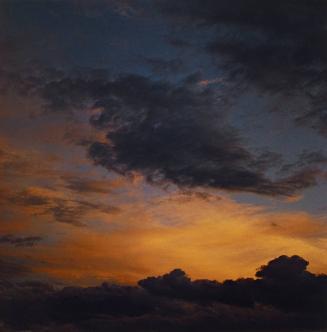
0 255 326 331
0 60 325 196
156 0 327 136
85 75 323 196
26 72 322 196
0 234 42 247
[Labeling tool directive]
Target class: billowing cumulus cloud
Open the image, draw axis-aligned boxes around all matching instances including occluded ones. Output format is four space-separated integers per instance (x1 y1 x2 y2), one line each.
0 255 326 331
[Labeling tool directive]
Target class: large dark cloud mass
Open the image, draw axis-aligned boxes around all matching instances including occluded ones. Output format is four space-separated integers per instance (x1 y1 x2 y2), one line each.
23 73 320 196
156 0 327 136
1 0 327 197
0 1 326 198
0 255 326 331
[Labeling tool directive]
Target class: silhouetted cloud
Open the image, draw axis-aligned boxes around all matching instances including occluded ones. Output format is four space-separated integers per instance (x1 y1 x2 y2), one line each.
0 255 325 331
140 255 327 314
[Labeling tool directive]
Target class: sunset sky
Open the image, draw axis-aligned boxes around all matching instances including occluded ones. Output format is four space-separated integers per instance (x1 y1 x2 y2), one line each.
0 1 327 331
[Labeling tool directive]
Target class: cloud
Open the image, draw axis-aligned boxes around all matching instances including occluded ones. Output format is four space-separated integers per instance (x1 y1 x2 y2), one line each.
84 74 323 196
255 255 309 280
46 198 119 226
167 37 192 49
0 255 326 331
6 67 317 197
156 0 327 136
0 259 31 279
280 150 327 174
61 175 115 194
0 143 58 180
9 190 50 207
0 235 42 247
139 255 327 314
5 187 119 227
4 69 316 196
1 63 325 196
144 57 185 75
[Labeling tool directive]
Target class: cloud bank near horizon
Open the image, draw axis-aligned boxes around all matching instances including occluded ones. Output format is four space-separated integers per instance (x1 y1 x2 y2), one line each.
1 255 326 331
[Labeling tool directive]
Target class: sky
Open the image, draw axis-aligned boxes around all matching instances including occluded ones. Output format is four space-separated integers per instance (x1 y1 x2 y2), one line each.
0 1 327 331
